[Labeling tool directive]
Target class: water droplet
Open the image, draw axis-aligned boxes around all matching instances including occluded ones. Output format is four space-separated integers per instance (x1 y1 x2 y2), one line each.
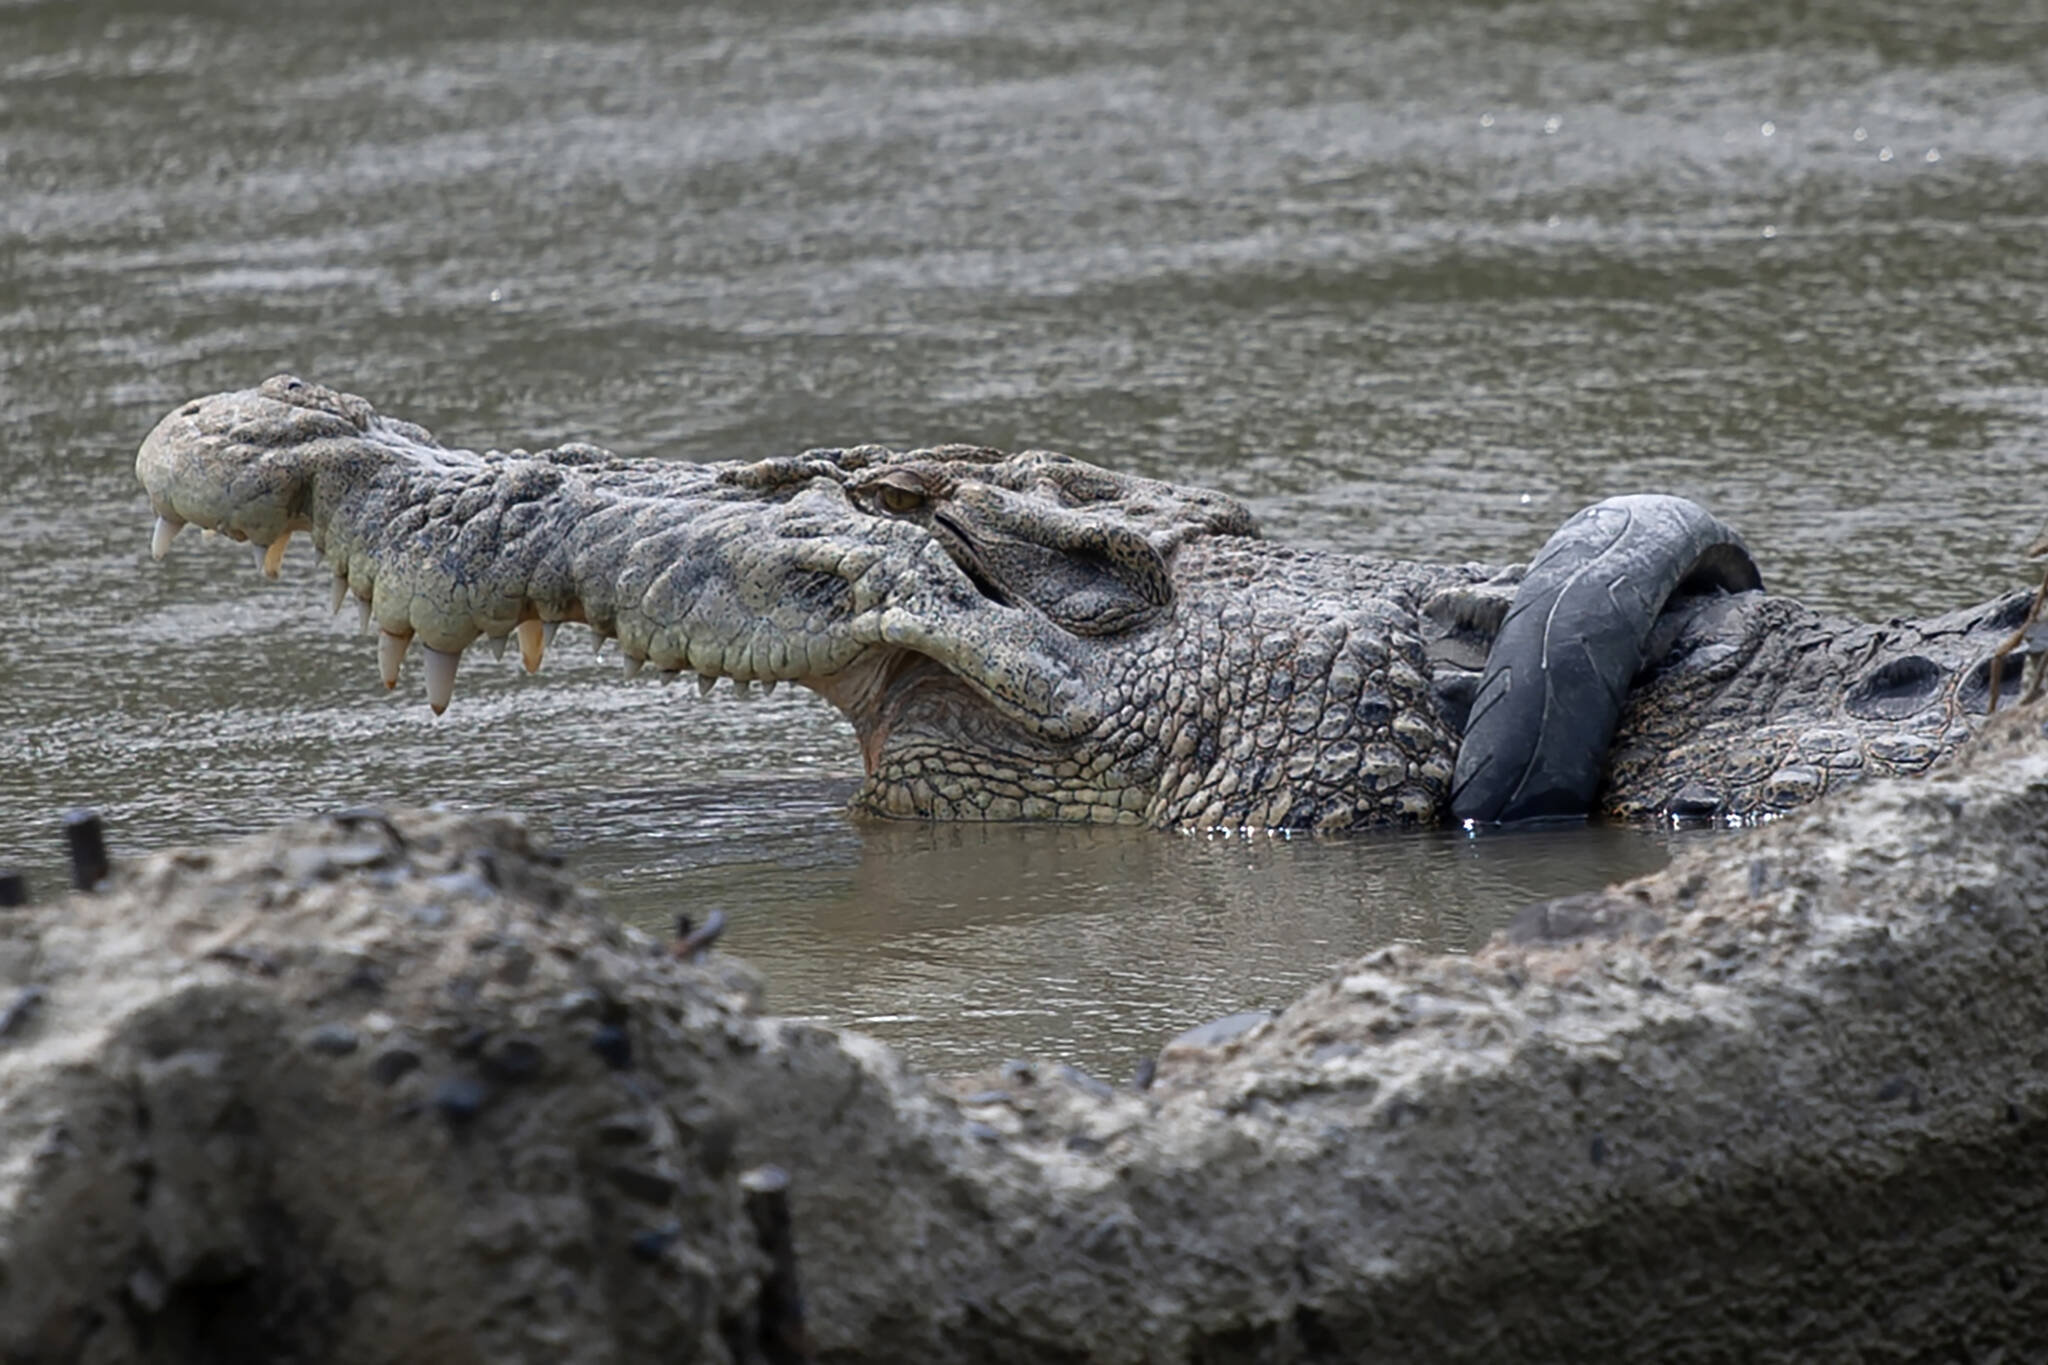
1545 214 1561 228
1853 126 1868 142
1543 116 1561 135
1518 492 1532 505
1761 225 1777 240
1924 147 1941 163
1479 112 1494 128
1878 146 1894 162
489 288 503 303
1760 121 1776 137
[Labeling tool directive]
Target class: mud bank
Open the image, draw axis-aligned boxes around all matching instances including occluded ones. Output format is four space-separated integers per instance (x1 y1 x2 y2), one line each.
4 712 2047 1362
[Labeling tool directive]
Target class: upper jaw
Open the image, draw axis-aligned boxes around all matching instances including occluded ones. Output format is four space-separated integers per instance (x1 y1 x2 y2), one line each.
136 378 1113 739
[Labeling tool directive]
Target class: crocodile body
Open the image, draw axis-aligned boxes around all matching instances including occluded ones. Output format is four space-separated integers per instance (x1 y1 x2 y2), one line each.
136 377 2032 829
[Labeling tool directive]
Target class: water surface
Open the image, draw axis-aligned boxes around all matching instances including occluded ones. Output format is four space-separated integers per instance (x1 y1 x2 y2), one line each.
3 0 2044 1071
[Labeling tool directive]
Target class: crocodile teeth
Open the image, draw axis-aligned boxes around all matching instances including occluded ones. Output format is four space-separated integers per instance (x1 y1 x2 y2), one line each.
659 669 681 686
762 679 779 697
150 515 183 560
378 630 411 689
487 634 508 662
249 544 266 574
261 531 292 579
697 674 716 698
517 619 546 673
542 622 558 647
329 576 349 616
422 646 459 715
622 656 643 681
593 634 609 657
732 678 752 698
357 598 372 634
201 527 217 541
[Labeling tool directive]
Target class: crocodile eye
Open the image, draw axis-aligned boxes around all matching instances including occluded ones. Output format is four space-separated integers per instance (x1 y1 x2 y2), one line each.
877 484 926 514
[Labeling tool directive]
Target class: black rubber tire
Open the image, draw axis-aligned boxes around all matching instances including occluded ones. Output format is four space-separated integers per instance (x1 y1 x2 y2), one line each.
1448 495 1763 825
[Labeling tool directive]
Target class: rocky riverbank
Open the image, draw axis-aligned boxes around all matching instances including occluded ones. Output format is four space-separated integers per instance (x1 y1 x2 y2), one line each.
5 710 2048 1362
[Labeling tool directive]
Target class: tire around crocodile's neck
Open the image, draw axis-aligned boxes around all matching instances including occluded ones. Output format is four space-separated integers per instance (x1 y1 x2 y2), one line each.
1450 494 1764 825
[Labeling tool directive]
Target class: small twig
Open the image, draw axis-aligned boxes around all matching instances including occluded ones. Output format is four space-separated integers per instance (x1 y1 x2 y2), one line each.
673 909 727 961
740 1165 813 1364
325 806 409 850
63 810 109 891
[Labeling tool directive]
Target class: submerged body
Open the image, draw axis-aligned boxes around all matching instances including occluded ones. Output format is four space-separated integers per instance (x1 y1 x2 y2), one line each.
136 377 2031 829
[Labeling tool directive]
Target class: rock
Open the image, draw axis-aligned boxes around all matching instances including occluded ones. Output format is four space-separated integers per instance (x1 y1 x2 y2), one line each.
367 1045 421 1086
302 1022 359 1056
590 1023 633 1071
4 713 2048 1362
0 810 767 1364
431 1074 492 1125
480 1034 546 1083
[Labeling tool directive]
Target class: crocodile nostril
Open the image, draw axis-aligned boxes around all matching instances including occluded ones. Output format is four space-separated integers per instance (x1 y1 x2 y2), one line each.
180 402 202 417
1844 654 1945 721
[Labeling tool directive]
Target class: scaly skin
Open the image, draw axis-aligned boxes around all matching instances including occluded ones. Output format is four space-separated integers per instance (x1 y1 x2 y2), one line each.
137 376 2031 828
1600 589 2033 818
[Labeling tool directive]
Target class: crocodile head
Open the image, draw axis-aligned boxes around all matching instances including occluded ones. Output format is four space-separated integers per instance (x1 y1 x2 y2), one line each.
138 376 1299 824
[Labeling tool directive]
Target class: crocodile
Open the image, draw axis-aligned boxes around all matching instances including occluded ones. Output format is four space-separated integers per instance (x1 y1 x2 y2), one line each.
135 376 2037 830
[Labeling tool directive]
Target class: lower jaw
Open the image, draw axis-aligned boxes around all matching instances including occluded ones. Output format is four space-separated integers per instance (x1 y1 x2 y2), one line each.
851 771 1153 825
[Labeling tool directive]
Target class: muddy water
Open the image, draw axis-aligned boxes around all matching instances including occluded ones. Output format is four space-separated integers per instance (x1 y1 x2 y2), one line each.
3 0 2045 1073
